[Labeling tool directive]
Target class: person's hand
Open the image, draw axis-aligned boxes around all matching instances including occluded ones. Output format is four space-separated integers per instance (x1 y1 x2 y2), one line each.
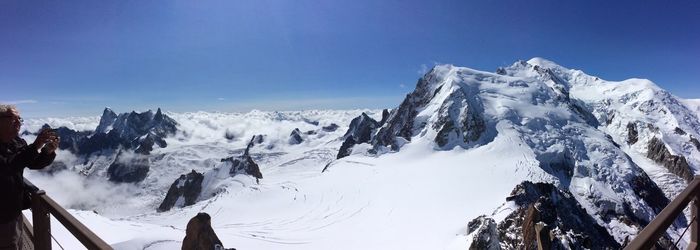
33 128 57 149
43 137 59 154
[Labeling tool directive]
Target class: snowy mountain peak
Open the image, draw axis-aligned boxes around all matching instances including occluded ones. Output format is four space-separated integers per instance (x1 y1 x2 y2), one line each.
96 107 118 133
328 58 700 246
526 57 569 71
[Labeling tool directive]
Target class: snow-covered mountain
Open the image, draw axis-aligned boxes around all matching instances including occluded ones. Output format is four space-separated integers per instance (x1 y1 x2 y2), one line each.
20 58 700 249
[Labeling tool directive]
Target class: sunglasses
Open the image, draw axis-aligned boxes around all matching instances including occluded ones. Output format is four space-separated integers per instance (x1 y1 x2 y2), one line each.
0 115 23 125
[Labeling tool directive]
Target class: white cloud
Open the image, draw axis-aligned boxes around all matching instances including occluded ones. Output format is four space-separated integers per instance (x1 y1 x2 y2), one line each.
2 99 38 105
417 64 429 75
217 97 226 101
220 96 401 112
399 83 406 88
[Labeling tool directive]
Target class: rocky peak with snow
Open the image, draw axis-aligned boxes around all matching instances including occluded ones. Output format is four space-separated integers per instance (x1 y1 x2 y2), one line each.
221 136 263 180
158 170 205 212
95 108 118 134
82 107 178 155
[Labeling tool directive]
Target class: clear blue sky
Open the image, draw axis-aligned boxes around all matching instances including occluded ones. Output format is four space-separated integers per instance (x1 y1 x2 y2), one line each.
1 0 699 117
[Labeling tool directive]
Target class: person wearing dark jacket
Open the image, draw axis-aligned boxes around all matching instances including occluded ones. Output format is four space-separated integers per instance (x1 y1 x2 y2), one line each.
0 105 58 250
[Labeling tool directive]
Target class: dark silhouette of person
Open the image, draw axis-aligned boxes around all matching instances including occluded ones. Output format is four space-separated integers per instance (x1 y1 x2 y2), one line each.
0 105 58 249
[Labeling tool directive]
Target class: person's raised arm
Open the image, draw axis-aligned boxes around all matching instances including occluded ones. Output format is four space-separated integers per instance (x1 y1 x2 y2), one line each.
28 136 58 169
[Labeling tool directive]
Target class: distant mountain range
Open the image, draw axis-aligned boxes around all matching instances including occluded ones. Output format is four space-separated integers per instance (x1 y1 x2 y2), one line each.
21 58 700 249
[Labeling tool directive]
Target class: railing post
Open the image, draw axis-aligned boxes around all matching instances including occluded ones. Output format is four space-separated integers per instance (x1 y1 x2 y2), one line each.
32 190 52 250
691 194 700 250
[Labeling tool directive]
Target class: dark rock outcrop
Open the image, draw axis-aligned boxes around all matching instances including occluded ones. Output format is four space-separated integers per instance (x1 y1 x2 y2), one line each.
158 170 204 212
378 109 390 126
39 125 92 153
674 127 687 135
627 122 638 145
336 113 380 159
467 216 500 250
182 213 235 250
629 173 687 229
469 182 620 249
372 96 420 150
569 100 599 128
495 67 507 75
371 70 447 150
289 128 303 145
224 130 237 140
107 151 149 183
647 137 693 182
134 132 167 155
95 108 118 133
82 108 177 155
337 137 356 159
343 113 379 143
322 123 339 132
691 136 700 151
371 68 486 151
432 90 485 148
303 118 319 126
47 108 178 156
221 137 263 180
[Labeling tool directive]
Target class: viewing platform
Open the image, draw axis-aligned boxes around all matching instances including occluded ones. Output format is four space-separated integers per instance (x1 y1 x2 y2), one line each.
22 178 112 250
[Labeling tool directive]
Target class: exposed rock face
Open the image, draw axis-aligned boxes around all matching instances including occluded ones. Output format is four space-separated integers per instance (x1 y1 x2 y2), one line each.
88 108 177 182
95 108 118 133
322 123 339 132
647 137 693 182
224 130 237 140
336 113 380 159
84 108 177 155
467 216 500 250
691 136 700 151
107 151 150 183
468 182 620 249
371 66 486 151
221 137 263 180
378 109 390 126
41 125 91 153
629 174 679 220
627 122 638 144
674 127 687 135
134 132 167 155
182 213 235 250
371 96 421 151
303 118 319 126
47 108 178 157
371 70 449 150
289 128 303 145
336 137 356 159
432 90 485 148
158 170 204 212
569 100 599 128
343 113 380 143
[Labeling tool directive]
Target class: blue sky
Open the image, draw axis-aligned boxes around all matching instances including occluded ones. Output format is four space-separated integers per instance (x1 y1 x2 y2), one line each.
1 0 698 117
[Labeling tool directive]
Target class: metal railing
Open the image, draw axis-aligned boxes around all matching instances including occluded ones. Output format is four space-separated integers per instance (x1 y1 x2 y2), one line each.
626 176 700 250
23 178 112 250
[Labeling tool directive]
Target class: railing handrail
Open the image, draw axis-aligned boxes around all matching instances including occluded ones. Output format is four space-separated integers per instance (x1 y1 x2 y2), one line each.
24 178 113 250
626 175 700 250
